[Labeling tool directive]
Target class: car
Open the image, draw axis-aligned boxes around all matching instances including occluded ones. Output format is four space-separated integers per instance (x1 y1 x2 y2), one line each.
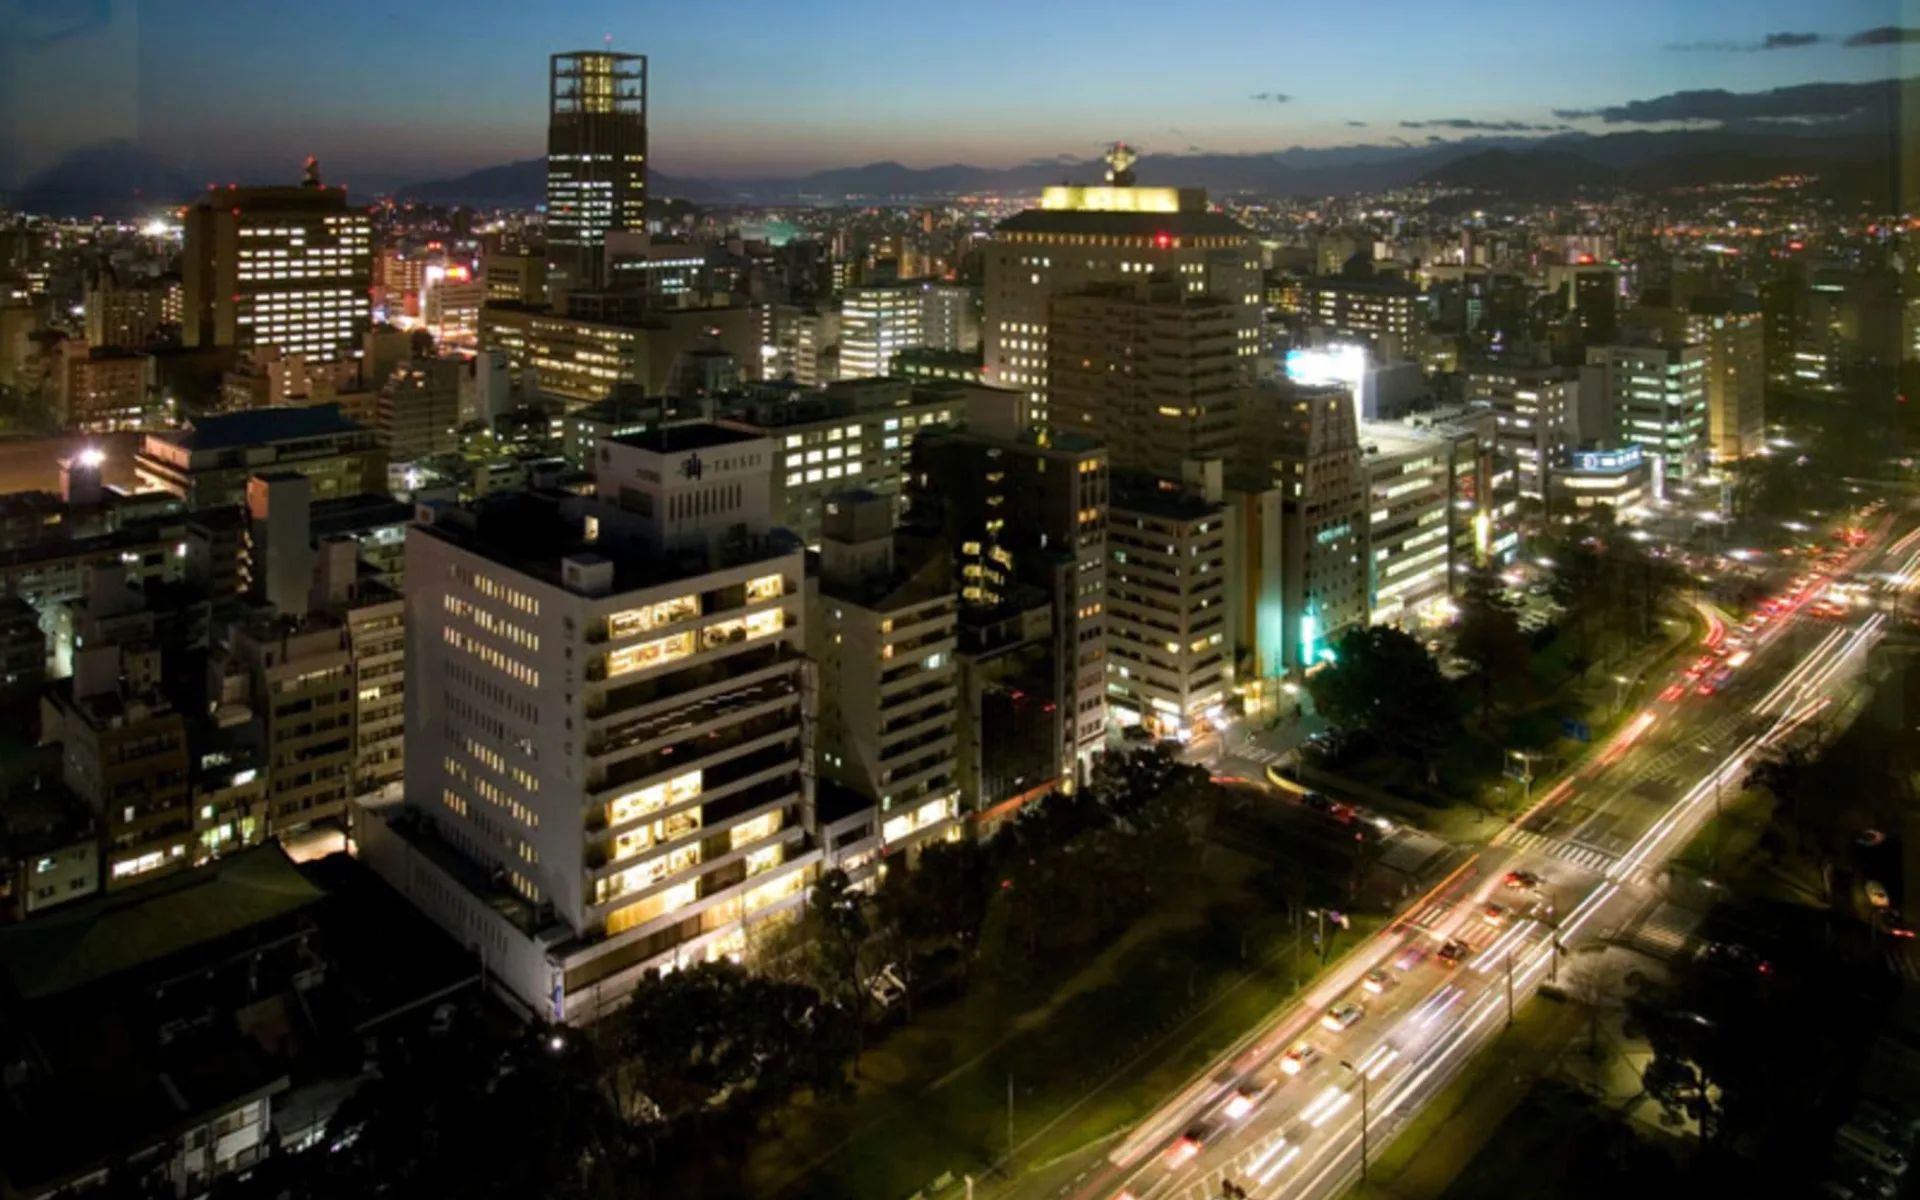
1659 682 1688 702
1350 805 1395 834
1867 881 1892 909
1858 829 1888 848
1437 939 1470 966
1685 656 1715 679
1698 941 1773 974
1300 791 1333 813
1884 912 1917 939
1321 1002 1365 1032
1482 902 1509 926
1221 1089 1261 1121
1327 801 1356 824
1503 869 1541 890
1279 1042 1321 1075
1362 968 1394 995
1392 942 1430 971
1163 1134 1202 1169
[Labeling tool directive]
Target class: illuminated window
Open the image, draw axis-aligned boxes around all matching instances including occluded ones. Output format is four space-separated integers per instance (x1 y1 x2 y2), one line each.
745 574 784 604
608 631 694 677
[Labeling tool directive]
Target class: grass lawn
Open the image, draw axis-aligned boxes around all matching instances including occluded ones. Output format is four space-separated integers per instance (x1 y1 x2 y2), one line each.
1669 785 1773 882
742 872 1385 1200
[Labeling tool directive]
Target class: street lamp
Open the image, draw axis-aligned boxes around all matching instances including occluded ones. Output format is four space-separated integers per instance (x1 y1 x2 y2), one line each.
1341 1059 1370 1183
1696 743 1724 869
1611 674 1631 714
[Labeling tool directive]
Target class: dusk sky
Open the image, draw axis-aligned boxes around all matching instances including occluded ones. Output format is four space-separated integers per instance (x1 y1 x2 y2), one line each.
2 0 1914 185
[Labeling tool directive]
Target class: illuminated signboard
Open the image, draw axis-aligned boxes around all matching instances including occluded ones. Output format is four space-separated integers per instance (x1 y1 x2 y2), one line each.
1570 445 1644 474
1284 344 1368 391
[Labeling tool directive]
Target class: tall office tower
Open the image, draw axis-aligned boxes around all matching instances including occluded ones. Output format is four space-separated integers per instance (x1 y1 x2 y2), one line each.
808 491 962 874
840 282 925 378
983 147 1260 424
423 263 486 343
766 305 840 385
1465 363 1579 499
546 51 648 294
1585 340 1708 491
1694 305 1765 463
1105 472 1233 740
1624 300 1765 464
1358 422 1456 626
370 423 814 1021
180 159 373 363
1302 268 1425 360
909 396 1110 781
1242 379 1367 669
920 281 979 353
1569 265 1618 346
1048 278 1253 478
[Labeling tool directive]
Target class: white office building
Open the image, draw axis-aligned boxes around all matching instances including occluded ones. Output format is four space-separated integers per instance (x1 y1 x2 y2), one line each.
365 423 817 1023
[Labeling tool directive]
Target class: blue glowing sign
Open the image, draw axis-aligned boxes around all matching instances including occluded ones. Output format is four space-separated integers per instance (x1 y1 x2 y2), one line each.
1571 444 1644 473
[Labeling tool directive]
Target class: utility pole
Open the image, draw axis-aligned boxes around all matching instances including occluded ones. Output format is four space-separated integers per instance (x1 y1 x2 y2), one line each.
1342 1060 1371 1183
1318 907 1328 964
1007 1073 1015 1159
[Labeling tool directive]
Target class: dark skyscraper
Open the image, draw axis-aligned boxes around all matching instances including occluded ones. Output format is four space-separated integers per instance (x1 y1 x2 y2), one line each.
545 50 648 293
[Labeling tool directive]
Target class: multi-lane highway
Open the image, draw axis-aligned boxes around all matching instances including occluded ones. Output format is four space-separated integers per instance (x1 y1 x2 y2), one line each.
1028 512 1917 1200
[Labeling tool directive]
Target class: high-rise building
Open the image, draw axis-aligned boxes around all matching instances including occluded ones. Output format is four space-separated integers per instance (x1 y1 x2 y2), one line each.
1242 379 1367 668
909 394 1109 778
180 159 373 362
84 267 164 348
365 423 815 1021
1623 300 1765 464
715 377 958 548
920 281 979 353
1466 363 1579 500
546 51 648 293
1303 271 1425 360
1585 341 1708 490
840 282 925 379
765 305 840 386
483 249 550 307
423 264 486 344
1572 268 1618 345
808 492 962 875
1105 474 1233 740
1047 278 1252 478
378 355 464 462
983 148 1260 424
1358 423 1456 626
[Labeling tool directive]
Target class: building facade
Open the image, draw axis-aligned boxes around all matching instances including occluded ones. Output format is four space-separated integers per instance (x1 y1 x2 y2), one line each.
1105 477 1233 740
1466 363 1578 500
369 424 817 1021
546 51 648 292
180 163 373 363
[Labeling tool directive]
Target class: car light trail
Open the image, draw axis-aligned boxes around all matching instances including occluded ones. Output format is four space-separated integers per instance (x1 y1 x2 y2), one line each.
1752 627 1847 712
1307 1092 1351 1128
1255 1144 1301 1186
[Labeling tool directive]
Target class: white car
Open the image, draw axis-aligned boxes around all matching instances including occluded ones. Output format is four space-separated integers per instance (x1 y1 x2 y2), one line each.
1279 1042 1321 1075
1322 1002 1365 1032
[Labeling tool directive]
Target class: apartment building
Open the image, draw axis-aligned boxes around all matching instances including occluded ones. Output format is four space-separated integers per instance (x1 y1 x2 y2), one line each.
808 492 960 880
1105 475 1233 740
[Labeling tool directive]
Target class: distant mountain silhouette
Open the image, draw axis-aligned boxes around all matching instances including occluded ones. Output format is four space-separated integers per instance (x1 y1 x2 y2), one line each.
1424 132 1899 204
15 141 200 216
13 127 1902 218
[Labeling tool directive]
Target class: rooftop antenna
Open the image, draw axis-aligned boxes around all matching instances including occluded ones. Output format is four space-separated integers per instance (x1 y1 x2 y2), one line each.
603 31 614 50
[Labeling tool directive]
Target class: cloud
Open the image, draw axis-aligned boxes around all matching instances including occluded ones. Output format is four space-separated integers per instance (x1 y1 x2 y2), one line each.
1553 77 1905 126
1250 92 1294 103
1346 120 1368 128
1846 27 1920 46
1666 31 1822 52
1187 144 1204 153
1400 118 1570 132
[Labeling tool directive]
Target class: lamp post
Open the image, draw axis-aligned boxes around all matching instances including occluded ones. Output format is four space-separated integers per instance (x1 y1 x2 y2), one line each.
1341 1060 1370 1183
1696 743 1723 870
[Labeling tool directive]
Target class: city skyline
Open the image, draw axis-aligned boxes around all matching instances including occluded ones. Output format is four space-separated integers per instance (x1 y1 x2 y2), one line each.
2 0 1914 186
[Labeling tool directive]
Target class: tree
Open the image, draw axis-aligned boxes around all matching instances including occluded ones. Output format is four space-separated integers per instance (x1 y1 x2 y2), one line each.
1307 625 1460 781
794 869 874 1064
608 959 853 1137
1453 563 1530 730
1745 744 1840 902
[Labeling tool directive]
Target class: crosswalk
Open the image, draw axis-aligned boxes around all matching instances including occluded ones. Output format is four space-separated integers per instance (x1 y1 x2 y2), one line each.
1501 829 1656 886
1234 745 1285 765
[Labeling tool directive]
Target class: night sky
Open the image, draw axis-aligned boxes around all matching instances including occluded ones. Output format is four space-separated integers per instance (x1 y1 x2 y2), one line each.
1 0 1912 185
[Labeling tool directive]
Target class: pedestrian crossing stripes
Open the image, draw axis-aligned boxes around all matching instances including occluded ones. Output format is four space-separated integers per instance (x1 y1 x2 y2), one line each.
1235 745 1284 764
1502 829 1658 887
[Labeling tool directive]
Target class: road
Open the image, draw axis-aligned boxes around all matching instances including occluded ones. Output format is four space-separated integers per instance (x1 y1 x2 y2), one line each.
1016 511 1917 1200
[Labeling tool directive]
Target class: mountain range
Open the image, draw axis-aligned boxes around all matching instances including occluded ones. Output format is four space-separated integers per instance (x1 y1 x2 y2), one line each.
10 126 1904 217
